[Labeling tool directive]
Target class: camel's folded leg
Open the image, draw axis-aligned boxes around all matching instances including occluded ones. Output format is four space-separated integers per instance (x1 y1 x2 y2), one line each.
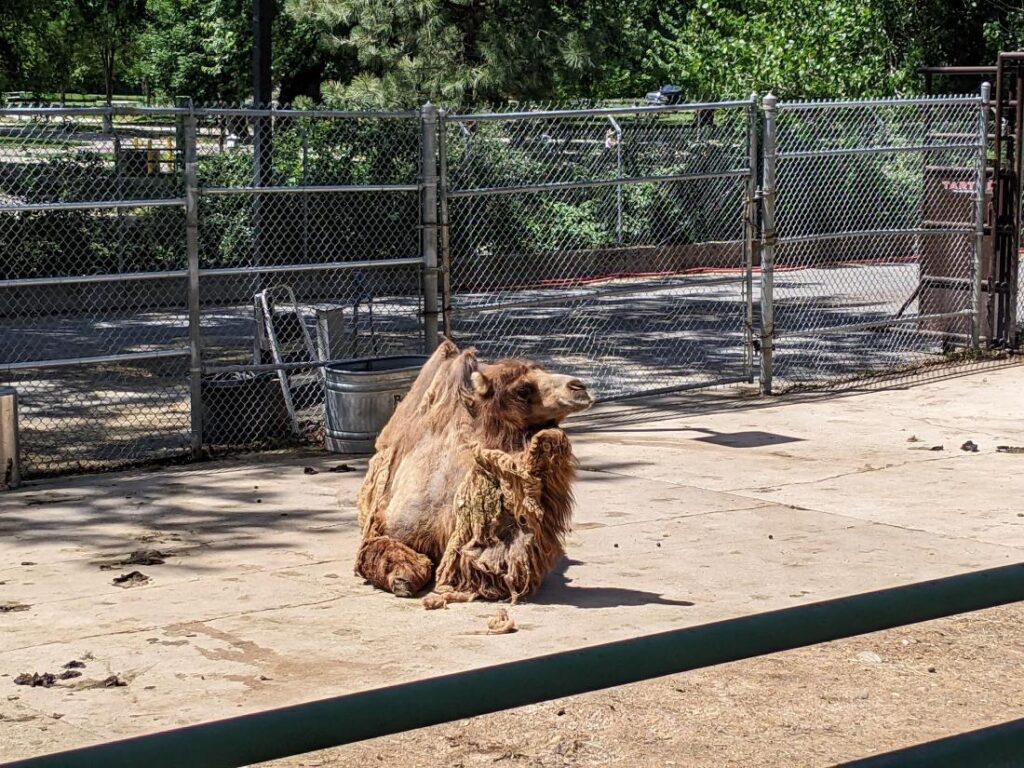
355 536 434 598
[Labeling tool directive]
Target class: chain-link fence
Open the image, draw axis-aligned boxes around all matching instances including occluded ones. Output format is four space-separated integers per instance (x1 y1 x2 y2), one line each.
0 104 428 476
0 91 1004 477
441 100 759 398
0 106 192 475
191 107 426 453
761 93 989 390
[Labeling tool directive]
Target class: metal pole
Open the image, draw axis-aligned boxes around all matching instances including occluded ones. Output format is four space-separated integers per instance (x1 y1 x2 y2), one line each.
745 94 759 384
420 103 440 352
845 717 1024 768
437 109 453 338
759 93 778 394
251 0 273 281
1010 69 1023 349
973 83 991 351
606 115 623 244
252 0 272 109
184 107 203 455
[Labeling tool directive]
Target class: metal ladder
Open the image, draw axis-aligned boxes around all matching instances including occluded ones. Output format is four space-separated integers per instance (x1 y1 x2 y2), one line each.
253 285 323 434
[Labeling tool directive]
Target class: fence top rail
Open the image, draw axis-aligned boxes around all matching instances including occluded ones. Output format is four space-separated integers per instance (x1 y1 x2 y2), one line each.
0 105 420 119
193 107 419 119
447 98 757 122
0 105 191 117
777 93 983 111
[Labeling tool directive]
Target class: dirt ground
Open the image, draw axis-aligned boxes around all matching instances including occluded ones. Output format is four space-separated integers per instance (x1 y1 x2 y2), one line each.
268 605 1024 768
2 360 1023 767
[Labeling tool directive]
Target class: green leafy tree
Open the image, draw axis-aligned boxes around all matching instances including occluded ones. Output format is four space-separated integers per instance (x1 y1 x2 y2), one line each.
133 0 349 104
134 0 249 103
74 0 147 104
287 0 631 107
0 1 88 99
638 0 906 100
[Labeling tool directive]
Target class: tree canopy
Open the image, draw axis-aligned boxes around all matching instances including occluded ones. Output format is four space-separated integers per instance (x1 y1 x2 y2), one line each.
0 0 1022 106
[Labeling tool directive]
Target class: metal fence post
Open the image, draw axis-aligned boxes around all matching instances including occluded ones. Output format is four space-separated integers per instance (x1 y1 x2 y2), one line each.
437 108 453 338
421 102 440 352
184 105 203 454
605 115 624 244
0 387 20 489
759 94 778 394
745 93 759 384
973 82 991 351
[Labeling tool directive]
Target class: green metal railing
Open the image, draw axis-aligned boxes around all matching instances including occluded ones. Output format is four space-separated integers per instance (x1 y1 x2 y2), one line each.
845 717 1024 767
4 562 1024 768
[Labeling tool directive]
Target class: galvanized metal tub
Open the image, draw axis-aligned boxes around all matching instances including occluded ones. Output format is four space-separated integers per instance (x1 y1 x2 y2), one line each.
324 355 428 454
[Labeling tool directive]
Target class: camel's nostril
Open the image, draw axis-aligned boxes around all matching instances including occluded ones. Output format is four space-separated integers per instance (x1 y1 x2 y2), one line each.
567 379 587 392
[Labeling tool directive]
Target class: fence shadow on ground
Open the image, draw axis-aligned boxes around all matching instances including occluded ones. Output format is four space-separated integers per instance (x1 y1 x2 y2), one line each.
0 455 356 562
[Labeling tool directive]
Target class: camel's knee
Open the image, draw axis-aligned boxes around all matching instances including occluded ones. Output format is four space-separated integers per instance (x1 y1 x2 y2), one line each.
356 536 434 597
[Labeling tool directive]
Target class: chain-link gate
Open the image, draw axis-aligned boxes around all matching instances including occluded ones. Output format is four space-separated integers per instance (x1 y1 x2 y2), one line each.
0 103 429 476
0 105 193 475
760 91 990 391
439 100 759 399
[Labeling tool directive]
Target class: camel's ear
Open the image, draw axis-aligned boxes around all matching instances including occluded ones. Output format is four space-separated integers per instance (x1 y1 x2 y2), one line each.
470 370 492 397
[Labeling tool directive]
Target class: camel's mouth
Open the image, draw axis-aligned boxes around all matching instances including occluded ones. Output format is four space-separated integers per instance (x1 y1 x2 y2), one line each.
560 392 594 414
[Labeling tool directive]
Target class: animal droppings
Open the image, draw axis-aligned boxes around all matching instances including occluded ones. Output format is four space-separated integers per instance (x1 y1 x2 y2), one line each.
14 673 55 688
486 608 517 635
112 571 150 588
961 440 979 453
100 550 167 570
303 466 319 475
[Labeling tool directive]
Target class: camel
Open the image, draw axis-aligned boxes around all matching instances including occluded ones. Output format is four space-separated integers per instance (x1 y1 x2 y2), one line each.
354 338 592 609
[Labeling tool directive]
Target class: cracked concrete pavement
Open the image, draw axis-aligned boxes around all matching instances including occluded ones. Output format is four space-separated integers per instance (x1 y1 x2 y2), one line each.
1 362 1023 764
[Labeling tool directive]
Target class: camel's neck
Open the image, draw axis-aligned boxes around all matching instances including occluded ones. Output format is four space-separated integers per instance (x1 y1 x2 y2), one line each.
473 416 559 453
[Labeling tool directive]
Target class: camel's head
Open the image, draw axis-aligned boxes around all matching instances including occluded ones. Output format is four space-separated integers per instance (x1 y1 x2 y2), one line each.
468 360 593 430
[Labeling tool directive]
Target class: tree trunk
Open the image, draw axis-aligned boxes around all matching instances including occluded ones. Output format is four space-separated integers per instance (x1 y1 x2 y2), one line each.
101 45 115 133
103 46 115 105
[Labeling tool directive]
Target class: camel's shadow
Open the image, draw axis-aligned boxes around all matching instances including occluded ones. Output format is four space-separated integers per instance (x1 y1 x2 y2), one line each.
532 558 695 609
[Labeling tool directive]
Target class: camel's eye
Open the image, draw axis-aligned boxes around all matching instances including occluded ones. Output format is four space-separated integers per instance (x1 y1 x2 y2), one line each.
515 383 534 400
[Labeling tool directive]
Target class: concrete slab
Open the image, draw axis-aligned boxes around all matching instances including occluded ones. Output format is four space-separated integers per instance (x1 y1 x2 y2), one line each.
1 364 1022 763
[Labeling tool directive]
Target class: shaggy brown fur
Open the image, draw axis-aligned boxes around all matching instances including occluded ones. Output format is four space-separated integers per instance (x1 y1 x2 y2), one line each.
354 338 590 607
